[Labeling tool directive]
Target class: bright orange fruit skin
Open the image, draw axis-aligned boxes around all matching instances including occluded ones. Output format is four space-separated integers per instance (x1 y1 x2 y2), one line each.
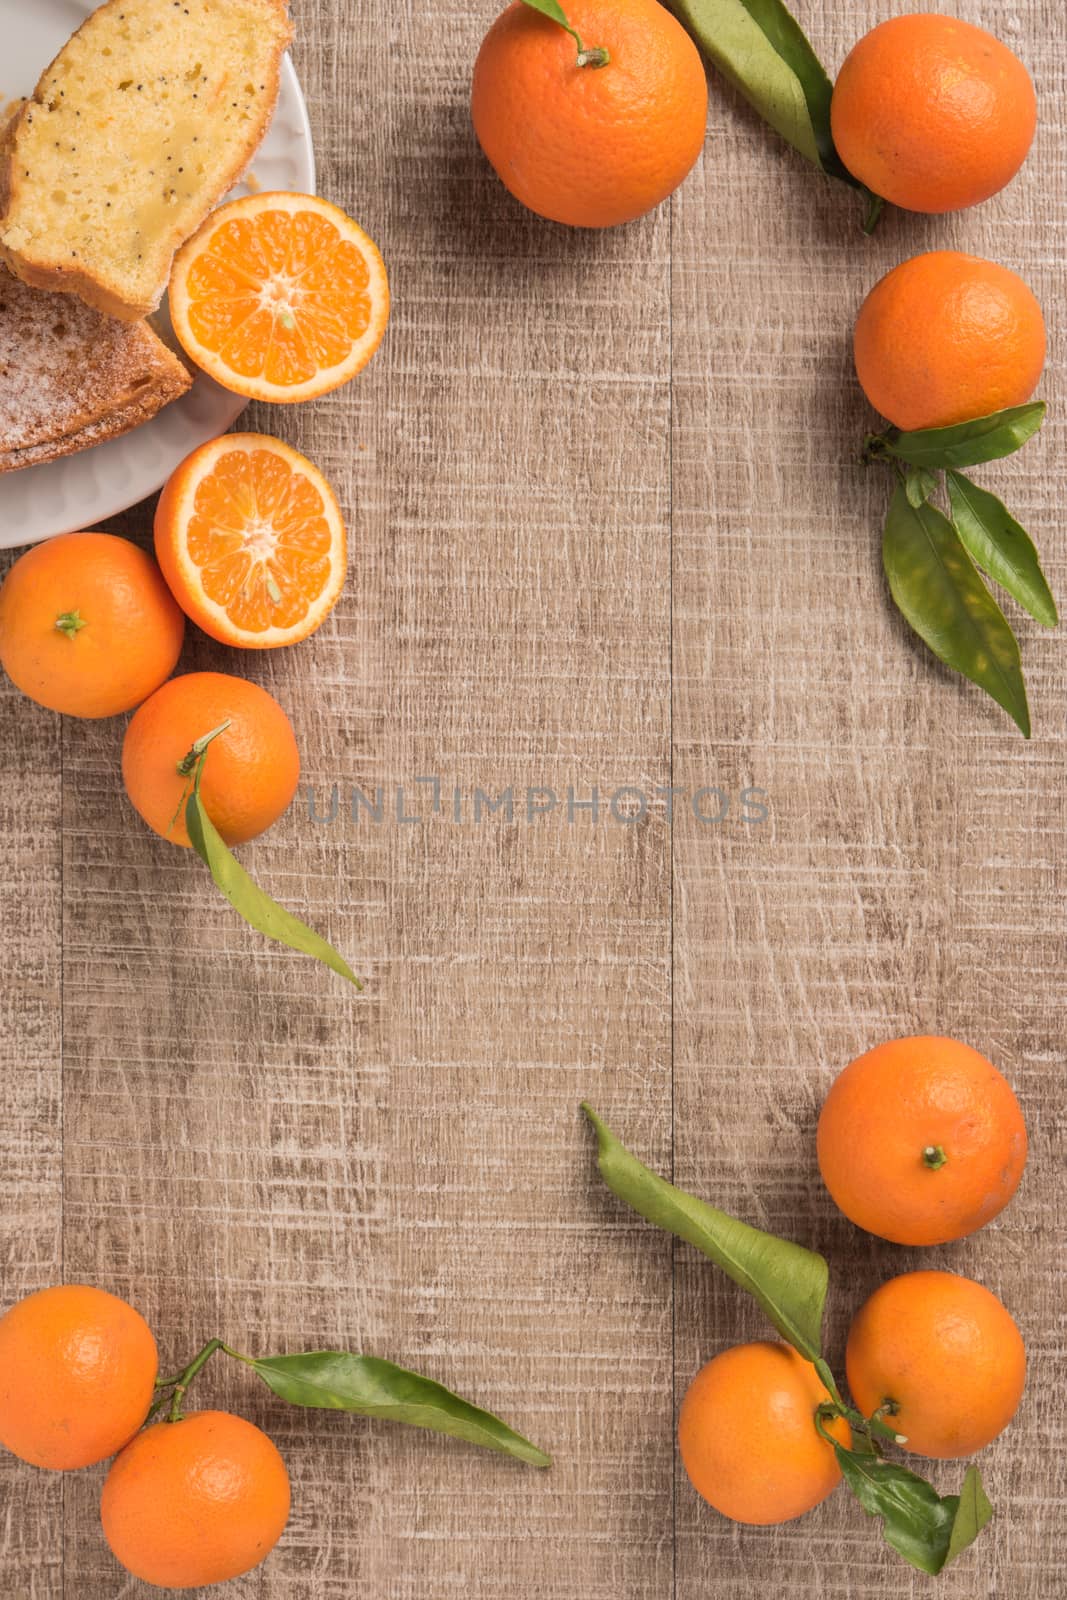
0 1285 157 1470
678 1342 850 1525
471 0 708 228
817 1035 1027 1247
853 251 1046 432
831 14 1036 214
121 671 300 849
846 1271 1026 1459
101 1410 291 1588
0 532 185 718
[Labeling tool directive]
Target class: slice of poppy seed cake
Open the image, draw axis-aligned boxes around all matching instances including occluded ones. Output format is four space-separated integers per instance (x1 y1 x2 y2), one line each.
0 0 292 321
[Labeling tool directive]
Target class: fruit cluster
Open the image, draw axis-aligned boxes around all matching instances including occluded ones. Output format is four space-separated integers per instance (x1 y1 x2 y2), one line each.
0 1286 287 1589
587 1035 1029 1573
0 2 1051 1592
0 193 391 981
0 1286 548 1588
472 3 1055 732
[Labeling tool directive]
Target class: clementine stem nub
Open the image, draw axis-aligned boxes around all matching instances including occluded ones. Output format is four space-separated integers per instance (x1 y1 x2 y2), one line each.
542 1 609 67
176 719 232 778
473 0 706 229
923 1144 948 1171
54 609 88 638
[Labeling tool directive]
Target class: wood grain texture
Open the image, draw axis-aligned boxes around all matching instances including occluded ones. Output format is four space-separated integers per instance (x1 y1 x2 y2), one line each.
0 0 1063 1595
670 4 1066 1597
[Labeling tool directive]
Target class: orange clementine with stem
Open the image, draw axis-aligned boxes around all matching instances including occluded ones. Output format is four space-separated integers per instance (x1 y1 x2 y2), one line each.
854 251 1046 433
121 671 300 848
817 1035 1027 1247
154 434 347 650
169 192 389 403
846 1271 1026 1459
471 0 708 228
101 1410 291 1588
0 1285 157 1470
831 14 1037 215
678 1342 850 1524
0 532 184 718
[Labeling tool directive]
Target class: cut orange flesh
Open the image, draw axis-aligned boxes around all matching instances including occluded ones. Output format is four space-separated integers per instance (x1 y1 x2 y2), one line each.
154 434 346 649
169 192 390 402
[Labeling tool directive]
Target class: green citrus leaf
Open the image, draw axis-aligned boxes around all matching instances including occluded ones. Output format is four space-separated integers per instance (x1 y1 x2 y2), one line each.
947 471 1058 628
582 1104 828 1362
831 1442 992 1575
186 784 363 988
945 1466 994 1567
249 1352 551 1467
883 485 1031 737
904 466 939 509
880 403 1046 470
664 0 870 198
518 0 582 50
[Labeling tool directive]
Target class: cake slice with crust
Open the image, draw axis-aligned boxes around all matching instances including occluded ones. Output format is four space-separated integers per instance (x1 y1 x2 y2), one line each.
0 0 292 321
0 267 191 473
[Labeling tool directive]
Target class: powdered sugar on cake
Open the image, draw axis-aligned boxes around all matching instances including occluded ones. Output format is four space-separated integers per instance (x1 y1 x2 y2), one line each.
0 268 190 472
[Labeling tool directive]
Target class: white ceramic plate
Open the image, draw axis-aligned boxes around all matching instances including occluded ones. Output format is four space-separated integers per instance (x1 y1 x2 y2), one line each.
0 0 315 549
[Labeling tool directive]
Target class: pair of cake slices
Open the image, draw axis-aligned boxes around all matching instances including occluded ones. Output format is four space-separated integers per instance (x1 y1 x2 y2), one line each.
0 0 292 475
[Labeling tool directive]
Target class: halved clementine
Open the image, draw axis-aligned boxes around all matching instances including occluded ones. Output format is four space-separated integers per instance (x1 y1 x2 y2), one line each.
154 434 346 649
168 192 390 403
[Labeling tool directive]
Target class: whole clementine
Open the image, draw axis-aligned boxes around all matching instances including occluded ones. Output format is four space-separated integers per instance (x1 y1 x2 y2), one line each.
471 0 708 228
817 1035 1027 1247
854 251 1046 432
101 1410 291 1588
846 1270 1025 1459
831 14 1036 215
121 671 300 848
0 532 184 718
678 1342 849 1525
0 1285 157 1470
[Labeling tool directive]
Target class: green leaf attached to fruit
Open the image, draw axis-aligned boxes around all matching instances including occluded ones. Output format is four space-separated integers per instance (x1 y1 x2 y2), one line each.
944 1466 995 1567
518 0 609 65
904 465 938 509
946 470 1058 628
873 402 1046 470
582 1103 828 1362
147 1337 548 1467
824 1426 993 1576
247 1351 551 1467
882 484 1031 737
185 749 363 988
662 0 882 227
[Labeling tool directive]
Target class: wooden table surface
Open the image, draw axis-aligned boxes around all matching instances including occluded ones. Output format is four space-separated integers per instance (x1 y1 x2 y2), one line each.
1 0 1064 1595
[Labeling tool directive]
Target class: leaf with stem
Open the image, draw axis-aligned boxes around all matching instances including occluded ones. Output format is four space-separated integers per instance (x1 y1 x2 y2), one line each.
185 744 363 987
519 0 609 65
662 0 882 228
871 403 1046 471
882 484 1031 737
583 1103 828 1363
243 1351 551 1466
147 1338 550 1466
818 1413 993 1576
947 471 1058 628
